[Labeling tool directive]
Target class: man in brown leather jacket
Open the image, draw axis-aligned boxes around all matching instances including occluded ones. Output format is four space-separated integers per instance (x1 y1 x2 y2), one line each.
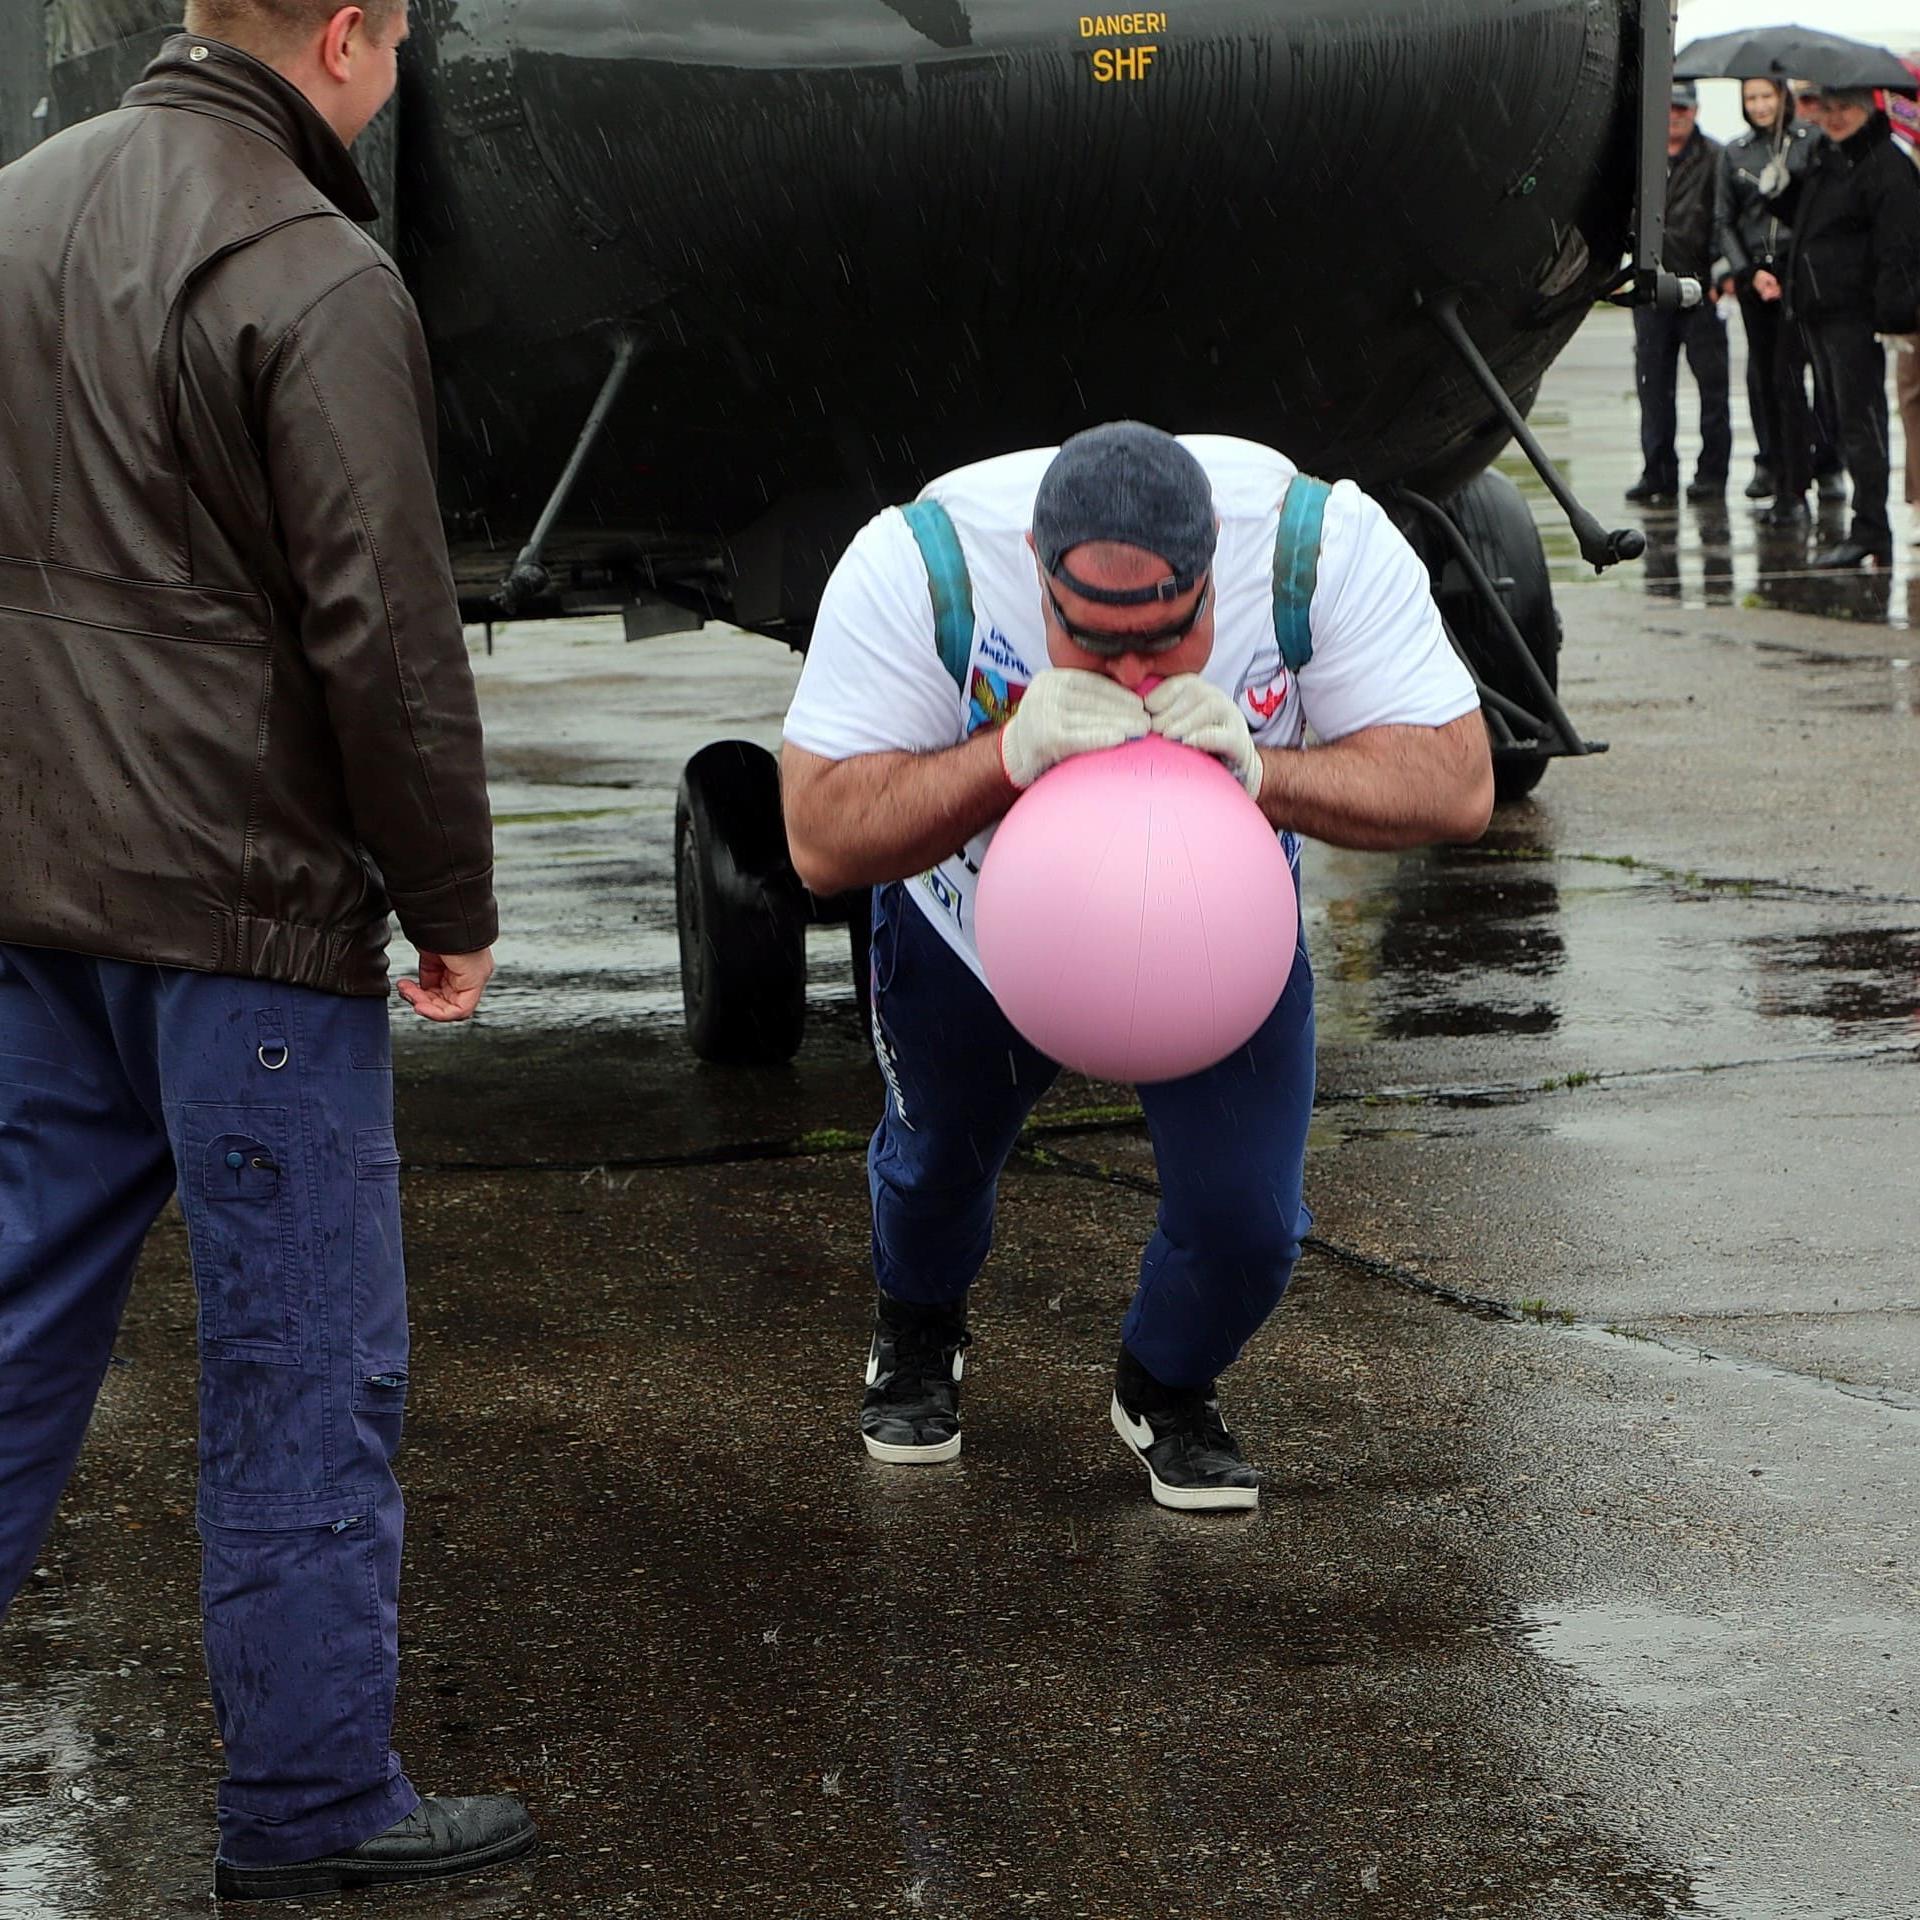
0 1 536 1900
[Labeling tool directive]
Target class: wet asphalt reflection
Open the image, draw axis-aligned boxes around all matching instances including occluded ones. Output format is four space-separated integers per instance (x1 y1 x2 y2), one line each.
5 320 1920 1917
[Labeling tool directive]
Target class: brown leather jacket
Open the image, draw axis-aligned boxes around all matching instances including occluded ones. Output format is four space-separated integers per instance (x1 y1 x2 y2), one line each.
0 34 495 996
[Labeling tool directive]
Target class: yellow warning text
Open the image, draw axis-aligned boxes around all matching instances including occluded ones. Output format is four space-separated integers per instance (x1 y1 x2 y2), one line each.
1091 44 1158 81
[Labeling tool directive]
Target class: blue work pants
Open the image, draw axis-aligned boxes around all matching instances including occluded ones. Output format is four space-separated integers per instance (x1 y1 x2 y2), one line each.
0 947 418 1865
866 882 1315 1388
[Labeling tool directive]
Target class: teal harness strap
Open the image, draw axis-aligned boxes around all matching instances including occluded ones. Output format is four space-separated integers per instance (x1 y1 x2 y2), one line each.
1273 475 1333 673
900 500 975 691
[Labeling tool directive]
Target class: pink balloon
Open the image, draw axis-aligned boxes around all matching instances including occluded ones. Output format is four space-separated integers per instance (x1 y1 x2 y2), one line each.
976 733 1299 1084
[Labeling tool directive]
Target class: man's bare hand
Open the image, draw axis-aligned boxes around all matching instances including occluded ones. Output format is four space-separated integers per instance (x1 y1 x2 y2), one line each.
1754 269 1782 303
398 948 494 1023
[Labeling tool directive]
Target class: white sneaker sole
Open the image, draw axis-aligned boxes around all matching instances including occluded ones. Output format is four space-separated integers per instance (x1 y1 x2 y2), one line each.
1109 1394 1259 1512
862 1430 962 1465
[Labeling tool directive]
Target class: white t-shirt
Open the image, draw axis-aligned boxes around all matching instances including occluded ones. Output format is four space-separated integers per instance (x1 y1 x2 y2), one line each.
783 434 1479 982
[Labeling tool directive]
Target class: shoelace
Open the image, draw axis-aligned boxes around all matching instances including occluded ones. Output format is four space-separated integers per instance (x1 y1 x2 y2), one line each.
874 1326 971 1402
1150 1390 1235 1455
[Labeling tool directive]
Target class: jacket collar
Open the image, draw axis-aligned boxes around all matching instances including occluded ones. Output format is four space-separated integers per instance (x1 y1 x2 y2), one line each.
122 33 377 223
1837 110 1892 162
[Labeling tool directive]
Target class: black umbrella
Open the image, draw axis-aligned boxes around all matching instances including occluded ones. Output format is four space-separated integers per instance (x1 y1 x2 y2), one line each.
1676 23 1920 91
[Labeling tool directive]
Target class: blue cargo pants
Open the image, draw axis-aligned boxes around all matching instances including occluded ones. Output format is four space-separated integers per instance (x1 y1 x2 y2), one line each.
0 946 419 1865
867 881 1316 1388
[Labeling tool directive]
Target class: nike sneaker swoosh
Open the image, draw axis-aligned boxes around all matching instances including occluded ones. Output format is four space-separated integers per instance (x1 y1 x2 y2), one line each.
866 1347 881 1388
1117 1405 1156 1451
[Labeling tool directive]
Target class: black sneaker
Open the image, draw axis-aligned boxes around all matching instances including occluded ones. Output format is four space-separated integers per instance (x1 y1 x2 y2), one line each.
1109 1347 1261 1512
215 1795 536 1903
1743 462 1775 500
861 1293 969 1464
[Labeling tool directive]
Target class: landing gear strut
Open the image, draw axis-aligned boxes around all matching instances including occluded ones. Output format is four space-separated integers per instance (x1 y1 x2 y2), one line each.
1391 474 1606 804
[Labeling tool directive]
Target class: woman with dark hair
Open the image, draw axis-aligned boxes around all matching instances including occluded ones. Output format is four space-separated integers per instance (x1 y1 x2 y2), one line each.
1717 75 1827 522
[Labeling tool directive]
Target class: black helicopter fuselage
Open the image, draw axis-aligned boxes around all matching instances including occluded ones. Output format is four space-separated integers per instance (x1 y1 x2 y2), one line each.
3 0 1652 624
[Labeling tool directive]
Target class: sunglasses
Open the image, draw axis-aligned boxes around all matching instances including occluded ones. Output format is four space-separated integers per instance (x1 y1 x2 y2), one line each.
1043 578 1212 657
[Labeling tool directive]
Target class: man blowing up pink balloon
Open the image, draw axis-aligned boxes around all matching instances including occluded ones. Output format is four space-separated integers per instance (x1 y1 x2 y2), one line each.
780 423 1493 1512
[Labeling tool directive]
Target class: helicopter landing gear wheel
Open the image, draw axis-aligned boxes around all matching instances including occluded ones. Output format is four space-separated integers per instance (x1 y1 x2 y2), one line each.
675 741 807 1065
1440 470 1563 804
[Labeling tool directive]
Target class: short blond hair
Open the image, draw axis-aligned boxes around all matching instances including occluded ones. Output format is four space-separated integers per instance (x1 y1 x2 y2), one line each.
183 1 403 59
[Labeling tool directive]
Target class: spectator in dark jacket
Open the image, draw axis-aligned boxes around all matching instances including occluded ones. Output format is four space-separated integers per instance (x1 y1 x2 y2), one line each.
0 0 536 1902
1779 87 1920 565
1717 78 1831 517
1628 84 1732 508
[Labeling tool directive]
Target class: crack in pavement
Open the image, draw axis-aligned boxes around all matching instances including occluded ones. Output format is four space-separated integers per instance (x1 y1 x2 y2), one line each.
1337 1039 1920 1110
1462 843 1920 909
1014 1142 1920 1420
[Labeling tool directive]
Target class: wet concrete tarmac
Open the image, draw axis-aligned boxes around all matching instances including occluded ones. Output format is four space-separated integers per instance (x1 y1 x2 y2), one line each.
4 312 1920 1916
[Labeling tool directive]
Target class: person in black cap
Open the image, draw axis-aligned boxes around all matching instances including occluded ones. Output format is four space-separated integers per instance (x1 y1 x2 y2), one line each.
780 426 1492 1511
1627 82 1733 508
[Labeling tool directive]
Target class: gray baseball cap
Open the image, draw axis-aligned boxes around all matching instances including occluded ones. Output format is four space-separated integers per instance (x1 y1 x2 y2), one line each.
1031 422 1217 607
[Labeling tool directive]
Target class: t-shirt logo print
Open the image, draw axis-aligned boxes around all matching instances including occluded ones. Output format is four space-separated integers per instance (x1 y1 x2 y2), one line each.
1241 676 1289 723
969 667 1028 735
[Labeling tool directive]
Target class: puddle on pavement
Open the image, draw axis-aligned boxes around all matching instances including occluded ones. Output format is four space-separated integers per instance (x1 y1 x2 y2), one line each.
1748 927 1920 1037
1309 847 1573 1048
1309 836 1920 1073
0 1680 95 1918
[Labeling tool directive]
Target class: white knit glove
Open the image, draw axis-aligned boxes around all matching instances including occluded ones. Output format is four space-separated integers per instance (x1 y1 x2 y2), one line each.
998 669 1149 790
1144 675 1263 801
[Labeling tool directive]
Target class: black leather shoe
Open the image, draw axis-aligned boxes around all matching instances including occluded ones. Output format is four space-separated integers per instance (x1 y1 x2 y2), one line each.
1624 477 1677 506
215 1795 537 1902
1765 495 1811 527
1816 469 1849 504
1810 541 1891 570
1743 462 1775 500
1686 476 1726 503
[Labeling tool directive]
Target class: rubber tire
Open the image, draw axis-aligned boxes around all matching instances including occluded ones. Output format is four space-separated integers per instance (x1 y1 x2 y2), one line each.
1439 470 1562 803
675 741 807 1065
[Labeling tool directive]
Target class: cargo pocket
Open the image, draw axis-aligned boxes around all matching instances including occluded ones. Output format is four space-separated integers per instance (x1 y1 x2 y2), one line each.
197 1485 390 1786
351 1128 409 1419
180 1104 299 1361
